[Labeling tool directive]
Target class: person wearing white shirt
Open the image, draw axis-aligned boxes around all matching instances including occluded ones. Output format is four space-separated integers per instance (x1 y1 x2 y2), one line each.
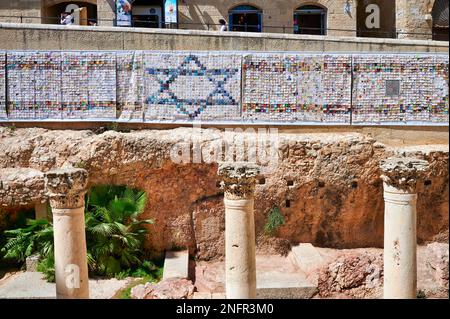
60 12 73 25
60 8 84 25
219 19 228 31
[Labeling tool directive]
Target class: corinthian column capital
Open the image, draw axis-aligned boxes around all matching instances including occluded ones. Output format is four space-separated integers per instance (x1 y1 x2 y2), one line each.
45 168 88 209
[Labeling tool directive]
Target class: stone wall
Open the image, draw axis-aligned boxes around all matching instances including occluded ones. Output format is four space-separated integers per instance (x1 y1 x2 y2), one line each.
0 1 41 24
1 23 448 52
0 127 448 259
396 0 436 40
177 0 357 36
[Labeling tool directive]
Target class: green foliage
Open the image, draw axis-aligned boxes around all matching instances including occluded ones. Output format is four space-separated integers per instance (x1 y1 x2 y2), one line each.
1 219 53 263
37 255 55 282
114 260 163 281
264 207 285 236
85 185 153 277
1 185 154 281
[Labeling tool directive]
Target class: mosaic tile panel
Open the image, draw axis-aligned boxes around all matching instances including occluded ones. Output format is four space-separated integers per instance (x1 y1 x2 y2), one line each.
242 54 352 123
61 52 116 119
143 52 241 121
352 54 449 124
6 51 57 119
0 52 6 119
117 51 145 120
7 51 62 119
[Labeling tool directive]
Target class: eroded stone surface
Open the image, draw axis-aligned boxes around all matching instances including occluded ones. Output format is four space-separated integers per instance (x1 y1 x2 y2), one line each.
131 278 195 299
45 168 88 209
218 162 260 199
0 168 45 207
0 127 448 257
380 157 429 192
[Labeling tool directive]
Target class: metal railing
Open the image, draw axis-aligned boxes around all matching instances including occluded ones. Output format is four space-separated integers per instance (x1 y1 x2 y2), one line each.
0 14 446 40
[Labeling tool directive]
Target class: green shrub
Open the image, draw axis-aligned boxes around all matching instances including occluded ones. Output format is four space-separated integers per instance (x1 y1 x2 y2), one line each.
37 255 55 282
1 185 154 281
85 185 154 277
1 219 53 263
264 207 285 236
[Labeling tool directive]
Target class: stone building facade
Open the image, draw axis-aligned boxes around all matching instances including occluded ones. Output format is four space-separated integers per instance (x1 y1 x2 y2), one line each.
0 0 448 40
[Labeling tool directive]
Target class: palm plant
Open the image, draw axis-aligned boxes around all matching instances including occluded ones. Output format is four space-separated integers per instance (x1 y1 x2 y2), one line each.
1 219 54 263
85 185 153 276
1 185 153 280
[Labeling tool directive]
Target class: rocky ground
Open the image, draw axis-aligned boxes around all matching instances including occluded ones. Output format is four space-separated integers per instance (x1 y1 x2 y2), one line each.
0 127 448 260
129 243 448 300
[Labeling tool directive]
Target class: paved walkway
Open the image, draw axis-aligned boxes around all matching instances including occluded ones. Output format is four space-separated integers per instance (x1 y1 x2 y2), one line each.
0 271 131 299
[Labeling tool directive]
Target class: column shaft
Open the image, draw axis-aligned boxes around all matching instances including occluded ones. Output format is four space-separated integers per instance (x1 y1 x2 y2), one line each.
53 207 89 299
383 184 417 299
224 198 257 299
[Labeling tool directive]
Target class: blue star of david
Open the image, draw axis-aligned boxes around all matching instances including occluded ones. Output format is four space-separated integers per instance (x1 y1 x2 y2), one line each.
146 55 239 118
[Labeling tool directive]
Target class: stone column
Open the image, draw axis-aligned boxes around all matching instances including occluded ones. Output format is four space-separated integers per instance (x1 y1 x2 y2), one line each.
218 162 260 299
45 168 89 299
34 201 48 220
380 158 429 299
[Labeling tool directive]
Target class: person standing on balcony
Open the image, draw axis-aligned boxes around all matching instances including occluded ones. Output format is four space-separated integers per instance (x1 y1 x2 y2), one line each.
60 11 73 25
60 8 84 25
219 19 228 31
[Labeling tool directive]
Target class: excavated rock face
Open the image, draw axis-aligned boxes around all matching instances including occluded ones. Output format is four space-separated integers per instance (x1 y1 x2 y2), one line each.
131 278 195 299
0 127 448 259
0 168 45 208
317 251 384 299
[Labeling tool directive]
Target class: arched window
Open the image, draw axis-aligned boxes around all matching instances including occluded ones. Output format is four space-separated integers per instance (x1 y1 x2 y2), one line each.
294 5 326 35
432 0 449 41
229 5 263 33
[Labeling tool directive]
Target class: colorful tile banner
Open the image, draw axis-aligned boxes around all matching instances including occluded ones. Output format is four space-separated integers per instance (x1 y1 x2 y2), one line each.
144 52 241 121
242 54 352 123
352 54 449 124
0 51 448 125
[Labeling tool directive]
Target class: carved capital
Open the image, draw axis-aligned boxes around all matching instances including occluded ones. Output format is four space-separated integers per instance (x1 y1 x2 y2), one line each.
45 168 88 209
380 157 429 193
218 162 260 200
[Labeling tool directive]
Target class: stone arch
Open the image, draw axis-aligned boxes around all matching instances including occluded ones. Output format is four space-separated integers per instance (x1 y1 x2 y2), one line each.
43 0 97 6
431 0 449 40
42 0 98 25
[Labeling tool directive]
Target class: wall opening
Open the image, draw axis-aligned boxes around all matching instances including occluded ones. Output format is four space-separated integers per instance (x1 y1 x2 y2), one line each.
229 5 262 33
131 0 164 28
294 5 326 35
432 0 449 41
43 1 97 25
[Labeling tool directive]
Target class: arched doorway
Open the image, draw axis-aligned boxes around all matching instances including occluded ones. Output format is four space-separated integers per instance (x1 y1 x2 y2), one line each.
294 5 326 35
229 5 262 32
43 1 97 25
432 0 449 41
